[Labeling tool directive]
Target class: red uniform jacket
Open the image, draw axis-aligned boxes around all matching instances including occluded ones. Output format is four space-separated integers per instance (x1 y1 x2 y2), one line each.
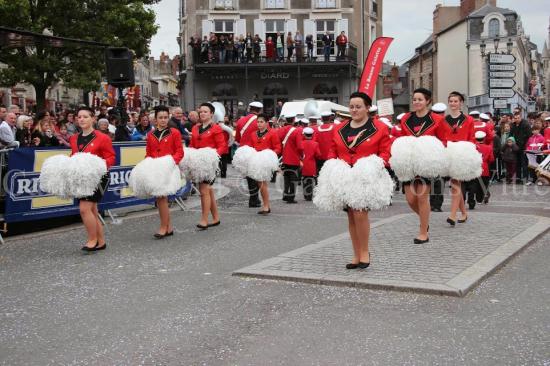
278 125 303 166
476 141 494 177
220 128 230 155
473 120 494 146
314 124 336 160
145 128 184 164
400 112 450 144
190 123 226 156
390 125 403 138
328 119 391 166
444 113 475 143
70 131 116 169
250 129 282 155
235 114 258 147
301 139 321 176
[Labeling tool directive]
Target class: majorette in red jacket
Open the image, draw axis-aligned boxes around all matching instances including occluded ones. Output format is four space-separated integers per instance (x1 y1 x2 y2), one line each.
70 131 116 169
251 128 282 155
278 125 303 166
235 113 258 147
444 113 475 143
400 112 450 144
145 127 184 164
328 118 391 166
301 139 321 176
190 123 226 156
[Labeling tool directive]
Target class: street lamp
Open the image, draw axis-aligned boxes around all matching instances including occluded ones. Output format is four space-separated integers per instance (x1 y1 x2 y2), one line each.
506 38 513 54
480 40 487 57
493 37 500 53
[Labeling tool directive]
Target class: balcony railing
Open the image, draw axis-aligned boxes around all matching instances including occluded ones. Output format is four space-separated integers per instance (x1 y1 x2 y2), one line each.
188 42 358 68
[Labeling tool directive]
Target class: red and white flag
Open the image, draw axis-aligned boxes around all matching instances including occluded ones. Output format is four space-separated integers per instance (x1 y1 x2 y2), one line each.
358 37 394 98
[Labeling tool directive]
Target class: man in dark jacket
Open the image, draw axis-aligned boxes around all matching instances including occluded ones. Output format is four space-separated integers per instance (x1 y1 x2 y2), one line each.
169 106 190 145
510 111 532 183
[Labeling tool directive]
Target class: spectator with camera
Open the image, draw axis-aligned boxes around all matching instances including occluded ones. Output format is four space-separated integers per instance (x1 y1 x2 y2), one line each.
32 116 59 147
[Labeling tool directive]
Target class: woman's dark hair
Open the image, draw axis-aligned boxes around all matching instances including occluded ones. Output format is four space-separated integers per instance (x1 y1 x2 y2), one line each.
257 114 268 121
448 91 464 102
154 105 170 117
77 106 95 117
349 91 372 108
35 110 49 122
413 88 432 103
200 102 215 114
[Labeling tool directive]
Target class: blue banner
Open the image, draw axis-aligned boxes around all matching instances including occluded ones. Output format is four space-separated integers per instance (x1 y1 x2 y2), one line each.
4 143 191 223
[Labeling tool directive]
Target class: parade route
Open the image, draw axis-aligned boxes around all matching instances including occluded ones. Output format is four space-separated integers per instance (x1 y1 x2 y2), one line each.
234 212 550 296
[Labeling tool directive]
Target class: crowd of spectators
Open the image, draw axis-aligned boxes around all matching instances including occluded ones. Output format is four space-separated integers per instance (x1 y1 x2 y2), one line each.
188 31 349 64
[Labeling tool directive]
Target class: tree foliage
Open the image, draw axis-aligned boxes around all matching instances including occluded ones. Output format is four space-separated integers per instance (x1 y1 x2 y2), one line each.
0 0 160 109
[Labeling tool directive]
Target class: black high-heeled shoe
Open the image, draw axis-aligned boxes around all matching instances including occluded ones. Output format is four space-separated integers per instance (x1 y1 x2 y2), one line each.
196 224 208 230
446 217 456 226
257 209 271 215
81 242 98 252
96 243 107 250
345 263 359 269
358 262 370 269
458 216 468 223
208 221 221 227
413 237 430 244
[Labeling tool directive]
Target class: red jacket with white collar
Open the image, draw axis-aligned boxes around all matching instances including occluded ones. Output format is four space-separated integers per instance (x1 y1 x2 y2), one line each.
444 113 475 143
328 118 391 166
314 123 336 160
251 128 282 155
70 131 116 169
235 113 258 147
473 119 494 145
400 112 450 144
145 127 184 164
278 125 303 166
190 123 226 156
301 139 321 176
476 141 494 177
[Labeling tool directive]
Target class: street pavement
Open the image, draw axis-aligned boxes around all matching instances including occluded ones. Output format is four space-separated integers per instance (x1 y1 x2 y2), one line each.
0 168 549 365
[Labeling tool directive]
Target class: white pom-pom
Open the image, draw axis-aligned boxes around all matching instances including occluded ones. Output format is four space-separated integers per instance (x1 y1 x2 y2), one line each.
313 159 351 211
248 149 279 181
66 153 107 198
414 136 448 178
39 154 72 198
390 136 417 182
179 147 220 182
129 155 183 198
446 141 482 181
343 155 394 210
232 146 256 176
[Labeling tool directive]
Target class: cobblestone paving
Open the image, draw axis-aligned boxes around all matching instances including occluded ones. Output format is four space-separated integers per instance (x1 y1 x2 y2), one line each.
234 212 550 296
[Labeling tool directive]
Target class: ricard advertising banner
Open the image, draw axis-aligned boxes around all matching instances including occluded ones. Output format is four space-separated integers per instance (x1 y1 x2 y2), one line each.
4 143 191 223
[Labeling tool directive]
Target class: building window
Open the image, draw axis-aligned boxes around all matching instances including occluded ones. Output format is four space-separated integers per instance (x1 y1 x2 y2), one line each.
214 20 234 33
265 0 285 9
371 0 378 17
214 0 234 10
315 0 336 9
316 20 335 56
488 18 500 38
265 20 285 33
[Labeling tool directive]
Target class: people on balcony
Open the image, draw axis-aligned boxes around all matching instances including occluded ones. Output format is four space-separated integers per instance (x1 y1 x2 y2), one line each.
286 32 294 62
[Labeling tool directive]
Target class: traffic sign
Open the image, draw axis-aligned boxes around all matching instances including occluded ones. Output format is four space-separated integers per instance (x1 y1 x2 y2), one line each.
490 79 515 88
489 71 515 78
489 53 516 64
489 64 516 71
493 99 508 109
489 89 515 98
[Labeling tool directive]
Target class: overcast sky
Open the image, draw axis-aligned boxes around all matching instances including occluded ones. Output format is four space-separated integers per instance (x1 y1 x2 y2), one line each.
149 0 549 64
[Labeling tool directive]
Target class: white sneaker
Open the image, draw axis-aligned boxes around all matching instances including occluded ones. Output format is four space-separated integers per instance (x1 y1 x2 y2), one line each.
537 181 543 186
525 181 533 186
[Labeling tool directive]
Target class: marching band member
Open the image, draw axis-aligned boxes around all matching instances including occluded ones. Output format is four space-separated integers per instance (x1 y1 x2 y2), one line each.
250 114 282 214
235 101 262 207
394 88 450 244
479 113 495 146
301 127 321 201
429 102 448 213
71 107 116 251
314 111 337 173
444 91 476 226
278 113 303 203
145 105 184 239
319 92 392 269
190 103 226 229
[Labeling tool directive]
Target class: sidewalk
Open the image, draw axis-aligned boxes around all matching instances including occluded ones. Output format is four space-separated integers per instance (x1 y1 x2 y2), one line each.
234 212 550 296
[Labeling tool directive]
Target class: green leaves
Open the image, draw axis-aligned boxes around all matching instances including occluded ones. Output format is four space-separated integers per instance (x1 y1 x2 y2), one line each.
0 0 160 108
